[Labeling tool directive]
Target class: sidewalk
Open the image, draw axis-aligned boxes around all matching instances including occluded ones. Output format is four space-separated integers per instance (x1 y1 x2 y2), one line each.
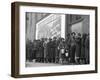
26 61 62 67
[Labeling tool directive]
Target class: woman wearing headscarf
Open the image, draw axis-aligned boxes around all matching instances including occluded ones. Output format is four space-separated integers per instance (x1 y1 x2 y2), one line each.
58 38 65 64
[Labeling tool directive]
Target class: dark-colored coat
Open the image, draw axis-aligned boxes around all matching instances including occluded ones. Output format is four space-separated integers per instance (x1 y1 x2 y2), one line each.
76 37 81 57
26 41 33 60
70 36 76 63
38 41 44 58
32 41 38 59
47 41 53 59
81 34 87 59
51 40 57 59
85 36 89 62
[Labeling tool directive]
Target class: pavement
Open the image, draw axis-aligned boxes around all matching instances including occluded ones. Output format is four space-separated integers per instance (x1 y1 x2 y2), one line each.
25 61 62 67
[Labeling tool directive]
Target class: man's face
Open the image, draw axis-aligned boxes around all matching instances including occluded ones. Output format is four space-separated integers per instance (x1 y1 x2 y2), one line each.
72 34 75 37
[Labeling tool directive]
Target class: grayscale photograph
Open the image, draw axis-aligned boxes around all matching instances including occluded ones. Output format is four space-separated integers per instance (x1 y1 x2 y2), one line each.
25 12 90 67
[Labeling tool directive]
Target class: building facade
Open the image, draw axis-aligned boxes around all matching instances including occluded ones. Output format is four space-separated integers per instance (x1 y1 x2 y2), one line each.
26 13 89 42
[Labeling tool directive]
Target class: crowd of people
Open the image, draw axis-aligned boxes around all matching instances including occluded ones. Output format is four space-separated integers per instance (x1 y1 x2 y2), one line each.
26 32 89 65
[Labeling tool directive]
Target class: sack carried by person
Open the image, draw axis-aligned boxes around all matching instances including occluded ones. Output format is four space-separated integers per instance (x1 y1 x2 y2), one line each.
65 50 69 57
61 49 65 54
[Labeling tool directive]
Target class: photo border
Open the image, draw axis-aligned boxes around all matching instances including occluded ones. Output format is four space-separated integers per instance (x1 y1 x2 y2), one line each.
11 2 98 78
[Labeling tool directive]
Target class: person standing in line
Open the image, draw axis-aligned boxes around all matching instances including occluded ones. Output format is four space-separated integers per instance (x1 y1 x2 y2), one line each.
85 34 89 64
47 38 53 63
70 32 76 64
58 38 65 64
36 39 44 62
52 37 57 63
43 38 48 63
32 40 38 62
75 33 82 64
26 40 33 62
55 37 61 63
39 38 44 63
81 33 87 64
35 40 40 62
65 33 71 63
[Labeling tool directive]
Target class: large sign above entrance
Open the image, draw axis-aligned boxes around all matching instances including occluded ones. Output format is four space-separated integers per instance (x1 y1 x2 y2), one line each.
36 14 65 39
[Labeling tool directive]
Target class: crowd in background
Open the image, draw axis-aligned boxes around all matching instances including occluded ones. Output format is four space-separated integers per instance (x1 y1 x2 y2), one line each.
26 32 89 65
